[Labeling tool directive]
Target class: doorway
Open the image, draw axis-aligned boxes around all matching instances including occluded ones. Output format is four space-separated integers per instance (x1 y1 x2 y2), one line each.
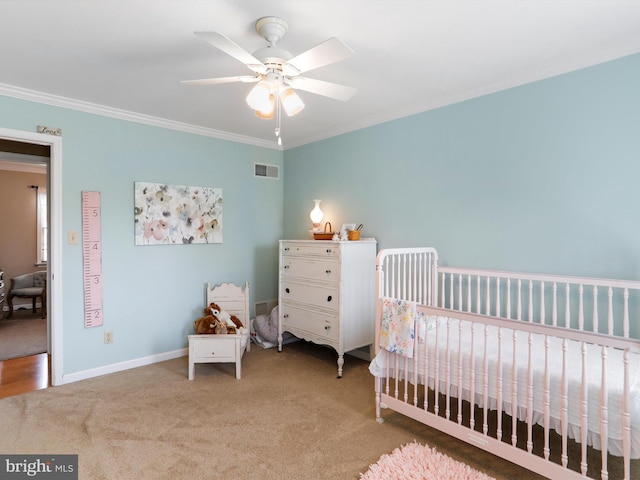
0 128 62 386
0 143 48 363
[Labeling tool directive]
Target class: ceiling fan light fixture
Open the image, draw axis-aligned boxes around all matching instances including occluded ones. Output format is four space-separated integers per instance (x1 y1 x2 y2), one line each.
246 81 271 111
280 86 305 117
254 94 275 119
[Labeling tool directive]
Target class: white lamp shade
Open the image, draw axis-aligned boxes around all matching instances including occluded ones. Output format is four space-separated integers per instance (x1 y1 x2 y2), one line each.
310 199 323 226
280 87 305 117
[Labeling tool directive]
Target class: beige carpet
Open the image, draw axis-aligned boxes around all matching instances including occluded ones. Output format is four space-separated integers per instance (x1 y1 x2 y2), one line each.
0 309 47 360
0 341 545 480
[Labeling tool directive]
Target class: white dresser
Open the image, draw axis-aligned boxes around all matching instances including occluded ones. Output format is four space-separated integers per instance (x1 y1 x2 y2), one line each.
278 238 377 377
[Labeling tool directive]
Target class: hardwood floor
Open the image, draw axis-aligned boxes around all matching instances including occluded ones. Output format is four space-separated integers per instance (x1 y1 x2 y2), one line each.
0 353 50 399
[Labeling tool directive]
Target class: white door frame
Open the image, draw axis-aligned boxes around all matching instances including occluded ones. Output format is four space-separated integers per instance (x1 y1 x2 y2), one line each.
0 127 63 386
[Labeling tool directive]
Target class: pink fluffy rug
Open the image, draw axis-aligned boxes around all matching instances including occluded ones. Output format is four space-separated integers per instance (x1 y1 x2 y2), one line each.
361 442 496 480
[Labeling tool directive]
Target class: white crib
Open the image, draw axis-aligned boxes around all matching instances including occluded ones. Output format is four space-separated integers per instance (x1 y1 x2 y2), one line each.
370 247 640 480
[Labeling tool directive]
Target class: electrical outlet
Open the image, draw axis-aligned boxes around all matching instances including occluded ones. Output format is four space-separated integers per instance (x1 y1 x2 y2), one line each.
104 331 113 344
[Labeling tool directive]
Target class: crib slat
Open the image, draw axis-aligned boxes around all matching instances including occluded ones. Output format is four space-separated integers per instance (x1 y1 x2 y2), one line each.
403 356 409 403
470 323 477 431
527 332 534 453
579 285 585 332
506 278 512 319
476 275 481 314
467 275 472 313
445 319 452 421
528 280 534 323
581 342 588 476
608 287 614 336
623 349 631 480
511 330 518 448
424 323 430 413
540 281 546 325
593 286 599 334
483 324 489 436
600 345 609 480
565 284 571 329
413 340 418 407
624 288 629 339
449 274 454 310
457 320 463 425
552 282 558 327
517 279 522 321
486 276 491 316
434 319 441 416
543 335 550 461
496 326 503 441
496 277 501 318
561 339 569 469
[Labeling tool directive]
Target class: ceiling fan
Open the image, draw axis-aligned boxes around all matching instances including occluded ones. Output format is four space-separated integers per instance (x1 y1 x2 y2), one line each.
182 16 357 145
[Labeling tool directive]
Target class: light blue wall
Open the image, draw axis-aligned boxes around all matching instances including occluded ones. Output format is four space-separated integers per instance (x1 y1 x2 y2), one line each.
2 51 639 377
283 53 640 281
0 96 283 375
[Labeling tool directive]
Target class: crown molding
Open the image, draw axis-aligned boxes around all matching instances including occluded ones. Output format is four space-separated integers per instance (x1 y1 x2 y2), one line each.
0 83 281 151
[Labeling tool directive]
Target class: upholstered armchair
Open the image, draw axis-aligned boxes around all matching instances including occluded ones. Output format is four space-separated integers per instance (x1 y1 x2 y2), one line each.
7 271 47 318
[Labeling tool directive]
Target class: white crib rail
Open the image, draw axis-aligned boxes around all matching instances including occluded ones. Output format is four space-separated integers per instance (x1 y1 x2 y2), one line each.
438 267 640 339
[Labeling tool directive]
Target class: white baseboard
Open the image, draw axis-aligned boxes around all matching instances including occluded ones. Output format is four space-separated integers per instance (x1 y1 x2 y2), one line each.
58 348 187 385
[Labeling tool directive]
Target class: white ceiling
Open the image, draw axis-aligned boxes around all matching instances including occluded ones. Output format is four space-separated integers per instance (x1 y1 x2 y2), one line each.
1 1 639 150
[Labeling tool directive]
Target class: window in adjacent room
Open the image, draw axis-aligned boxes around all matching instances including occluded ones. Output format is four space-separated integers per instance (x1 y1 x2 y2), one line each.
37 187 47 265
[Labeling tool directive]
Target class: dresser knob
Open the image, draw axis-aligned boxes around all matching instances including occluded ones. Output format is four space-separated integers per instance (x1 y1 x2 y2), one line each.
284 247 290 251
284 265 290 269
286 288 290 294
325 269 331 274
327 295 332 302
324 325 330 330
326 249 332 253
284 314 289 319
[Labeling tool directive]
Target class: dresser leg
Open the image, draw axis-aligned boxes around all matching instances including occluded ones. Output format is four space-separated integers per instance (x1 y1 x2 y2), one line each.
188 361 195 380
337 354 344 378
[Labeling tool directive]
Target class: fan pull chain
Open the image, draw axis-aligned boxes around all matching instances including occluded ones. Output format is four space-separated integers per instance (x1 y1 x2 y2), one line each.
275 90 282 146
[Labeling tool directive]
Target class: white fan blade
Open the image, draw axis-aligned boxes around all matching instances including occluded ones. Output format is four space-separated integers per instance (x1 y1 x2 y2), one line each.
194 31 267 74
286 77 357 101
282 37 354 76
181 75 260 86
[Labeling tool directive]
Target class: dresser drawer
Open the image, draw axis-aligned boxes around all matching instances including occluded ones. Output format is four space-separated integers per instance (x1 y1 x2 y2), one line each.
189 335 236 361
281 280 339 311
281 304 338 341
281 256 338 282
281 241 339 258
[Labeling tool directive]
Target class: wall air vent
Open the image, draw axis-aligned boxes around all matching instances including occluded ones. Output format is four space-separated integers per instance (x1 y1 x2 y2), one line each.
254 163 279 179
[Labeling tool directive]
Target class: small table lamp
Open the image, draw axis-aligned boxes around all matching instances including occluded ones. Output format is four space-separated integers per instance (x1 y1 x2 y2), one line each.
310 199 323 232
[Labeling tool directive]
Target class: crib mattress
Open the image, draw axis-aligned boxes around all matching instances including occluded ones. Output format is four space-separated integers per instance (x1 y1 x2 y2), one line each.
369 316 640 458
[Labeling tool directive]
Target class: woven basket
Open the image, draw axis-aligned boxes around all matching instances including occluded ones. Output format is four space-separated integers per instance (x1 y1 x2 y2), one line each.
313 222 334 240
348 224 363 241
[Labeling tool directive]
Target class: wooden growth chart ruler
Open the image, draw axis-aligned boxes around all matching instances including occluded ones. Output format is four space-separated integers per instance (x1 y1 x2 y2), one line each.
82 191 104 327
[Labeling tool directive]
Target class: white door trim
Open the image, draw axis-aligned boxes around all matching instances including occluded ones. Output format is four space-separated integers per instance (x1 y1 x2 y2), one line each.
0 127 63 386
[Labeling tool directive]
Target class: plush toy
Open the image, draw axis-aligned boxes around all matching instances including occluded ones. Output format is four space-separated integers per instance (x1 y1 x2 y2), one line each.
193 314 218 334
193 304 227 334
207 302 244 334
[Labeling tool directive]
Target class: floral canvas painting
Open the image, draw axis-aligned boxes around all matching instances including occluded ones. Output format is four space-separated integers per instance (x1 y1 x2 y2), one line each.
134 182 223 245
